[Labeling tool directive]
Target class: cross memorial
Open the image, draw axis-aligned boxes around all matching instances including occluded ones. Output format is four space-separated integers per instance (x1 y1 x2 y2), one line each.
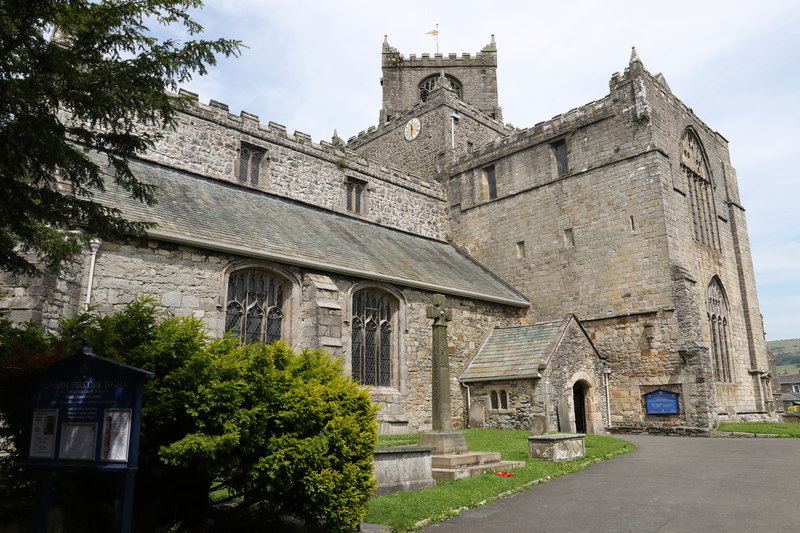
419 294 468 453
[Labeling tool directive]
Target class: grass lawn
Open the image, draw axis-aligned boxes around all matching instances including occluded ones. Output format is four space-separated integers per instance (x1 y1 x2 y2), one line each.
717 421 800 437
366 430 635 532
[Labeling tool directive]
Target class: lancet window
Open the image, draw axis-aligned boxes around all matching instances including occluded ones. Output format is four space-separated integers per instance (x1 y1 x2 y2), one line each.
225 270 286 344
351 289 396 386
707 277 732 382
681 130 719 249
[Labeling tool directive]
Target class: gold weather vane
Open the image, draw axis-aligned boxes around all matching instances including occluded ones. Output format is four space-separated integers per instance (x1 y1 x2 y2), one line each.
427 24 439 53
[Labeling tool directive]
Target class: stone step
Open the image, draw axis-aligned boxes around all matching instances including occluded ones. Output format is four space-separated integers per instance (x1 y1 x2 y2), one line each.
431 451 502 468
431 459 525 482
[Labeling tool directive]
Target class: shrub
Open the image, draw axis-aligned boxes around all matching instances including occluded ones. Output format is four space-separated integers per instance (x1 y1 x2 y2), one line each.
0 300 378 532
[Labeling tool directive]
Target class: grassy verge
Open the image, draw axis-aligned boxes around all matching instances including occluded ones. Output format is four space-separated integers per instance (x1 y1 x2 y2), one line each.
717 421 800 437
366 430 635 531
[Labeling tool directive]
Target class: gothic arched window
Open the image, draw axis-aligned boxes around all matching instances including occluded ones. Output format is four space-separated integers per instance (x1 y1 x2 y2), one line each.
225 270 287 344
681 130 719 249
351 289 396 386
707 277 732 382
419 74 462 102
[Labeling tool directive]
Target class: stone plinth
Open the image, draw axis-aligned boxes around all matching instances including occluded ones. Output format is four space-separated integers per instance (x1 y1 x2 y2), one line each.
528 433 585 461
418 431 468 454
373 445 436 496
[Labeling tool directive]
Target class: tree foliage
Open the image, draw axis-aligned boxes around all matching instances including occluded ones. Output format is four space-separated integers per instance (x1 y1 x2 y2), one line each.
0 0 240 275
0 300 378 532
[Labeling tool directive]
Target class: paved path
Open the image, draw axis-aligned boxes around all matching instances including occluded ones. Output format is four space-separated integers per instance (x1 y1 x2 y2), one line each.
419 435 800 532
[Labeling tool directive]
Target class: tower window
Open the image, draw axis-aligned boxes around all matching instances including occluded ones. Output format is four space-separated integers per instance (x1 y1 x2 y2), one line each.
483 165 497 200
564 228 575 248
707 277 733 382
552 139 569 176
681 130 719 249
516 241 526 259
237 144 265 185
419 74 463 102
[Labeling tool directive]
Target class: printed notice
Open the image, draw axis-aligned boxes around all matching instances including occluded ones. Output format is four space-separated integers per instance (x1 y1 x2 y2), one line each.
29 409 58 459
58 423 97 460
101 409 132 462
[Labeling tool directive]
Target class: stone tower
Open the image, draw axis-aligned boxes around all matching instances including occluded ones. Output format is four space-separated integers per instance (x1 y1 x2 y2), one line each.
379 35 502 124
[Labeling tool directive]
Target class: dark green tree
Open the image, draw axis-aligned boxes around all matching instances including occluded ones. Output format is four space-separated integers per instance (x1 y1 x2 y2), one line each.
0 0 240 275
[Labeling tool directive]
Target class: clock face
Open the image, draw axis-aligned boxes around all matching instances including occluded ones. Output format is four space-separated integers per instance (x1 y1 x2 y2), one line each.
404 117 421 141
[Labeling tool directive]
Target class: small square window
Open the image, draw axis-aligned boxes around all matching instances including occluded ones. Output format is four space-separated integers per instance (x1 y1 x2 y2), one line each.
564 228 575 248
346 178 367 214
516 241 526 259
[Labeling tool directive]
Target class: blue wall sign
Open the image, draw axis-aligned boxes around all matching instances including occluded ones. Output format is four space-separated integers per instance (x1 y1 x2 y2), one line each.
644 389 680 415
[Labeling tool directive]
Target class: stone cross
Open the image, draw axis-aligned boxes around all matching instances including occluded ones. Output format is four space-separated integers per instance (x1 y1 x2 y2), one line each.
426 293 452 431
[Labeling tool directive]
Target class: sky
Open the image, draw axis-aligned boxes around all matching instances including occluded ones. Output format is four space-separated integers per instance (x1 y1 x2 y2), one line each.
164 0 799 341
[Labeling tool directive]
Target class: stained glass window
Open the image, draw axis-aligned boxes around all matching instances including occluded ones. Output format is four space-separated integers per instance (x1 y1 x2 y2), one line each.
351 289 395 386
225 270 286 344
707 277 732 382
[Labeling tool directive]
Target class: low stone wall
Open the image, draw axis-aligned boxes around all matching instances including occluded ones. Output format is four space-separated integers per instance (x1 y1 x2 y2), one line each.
609 425 712 437
373 446 436 496
528 434 585 461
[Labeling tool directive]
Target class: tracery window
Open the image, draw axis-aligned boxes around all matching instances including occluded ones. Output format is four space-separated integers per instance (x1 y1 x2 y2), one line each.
237 144 264 185
419 74 462 102
346 178 366 214
351 289 395 386
707 277 732 382
225 270 286 344
681 130 719 249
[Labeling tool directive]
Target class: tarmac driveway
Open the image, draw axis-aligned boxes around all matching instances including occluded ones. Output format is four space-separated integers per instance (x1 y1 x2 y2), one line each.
419 435 800 533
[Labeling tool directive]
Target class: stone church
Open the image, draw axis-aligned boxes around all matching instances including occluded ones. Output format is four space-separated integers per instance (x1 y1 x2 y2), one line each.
1 36 780 434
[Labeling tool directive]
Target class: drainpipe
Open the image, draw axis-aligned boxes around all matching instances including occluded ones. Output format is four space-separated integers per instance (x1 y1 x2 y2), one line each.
603 363 612 428
83 238 102 311
460 381 471 428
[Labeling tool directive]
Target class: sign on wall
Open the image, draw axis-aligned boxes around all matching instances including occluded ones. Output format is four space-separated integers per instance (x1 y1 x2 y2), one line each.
644 389 681 415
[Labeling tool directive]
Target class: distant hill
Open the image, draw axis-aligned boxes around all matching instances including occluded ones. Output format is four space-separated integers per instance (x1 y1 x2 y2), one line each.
768 338 800 373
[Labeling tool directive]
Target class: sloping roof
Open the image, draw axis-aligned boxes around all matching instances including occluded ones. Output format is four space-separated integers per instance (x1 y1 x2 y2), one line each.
459 319 567 382
90 153 529 307
781 392 800 404
777 373 800 385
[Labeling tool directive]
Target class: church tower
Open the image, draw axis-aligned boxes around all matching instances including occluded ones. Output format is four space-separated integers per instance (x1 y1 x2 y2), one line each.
379 35 502 123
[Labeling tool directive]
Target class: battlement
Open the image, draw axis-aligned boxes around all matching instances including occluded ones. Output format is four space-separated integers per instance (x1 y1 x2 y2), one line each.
382 35 497 66
347 87 513 150
448 95 614 170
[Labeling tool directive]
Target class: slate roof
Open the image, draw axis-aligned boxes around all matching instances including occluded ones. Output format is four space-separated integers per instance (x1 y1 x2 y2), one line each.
90 153 529 307
459 319 568 382
777 373 800 385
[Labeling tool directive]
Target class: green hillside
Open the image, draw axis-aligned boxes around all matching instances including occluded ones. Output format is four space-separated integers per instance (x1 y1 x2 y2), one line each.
768 338 800 373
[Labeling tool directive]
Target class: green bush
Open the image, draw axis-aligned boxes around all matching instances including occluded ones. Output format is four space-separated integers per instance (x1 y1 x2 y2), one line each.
0 300 378 532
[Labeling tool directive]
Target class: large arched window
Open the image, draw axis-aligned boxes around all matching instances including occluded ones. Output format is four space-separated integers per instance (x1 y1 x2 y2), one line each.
419 74 462 102
351 289 396 386
681 130 719 249
707 277 732 382
225 270 287 344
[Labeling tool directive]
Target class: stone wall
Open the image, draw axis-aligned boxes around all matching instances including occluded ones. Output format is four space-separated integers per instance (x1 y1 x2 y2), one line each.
60 236 524 434
128 92 448 241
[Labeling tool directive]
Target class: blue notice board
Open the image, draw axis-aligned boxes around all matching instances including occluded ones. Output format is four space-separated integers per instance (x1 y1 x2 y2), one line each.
24 345 153 469
644 389 680 415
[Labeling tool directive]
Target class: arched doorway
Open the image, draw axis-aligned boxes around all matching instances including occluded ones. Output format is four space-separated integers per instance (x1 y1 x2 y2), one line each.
573 382 587 434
